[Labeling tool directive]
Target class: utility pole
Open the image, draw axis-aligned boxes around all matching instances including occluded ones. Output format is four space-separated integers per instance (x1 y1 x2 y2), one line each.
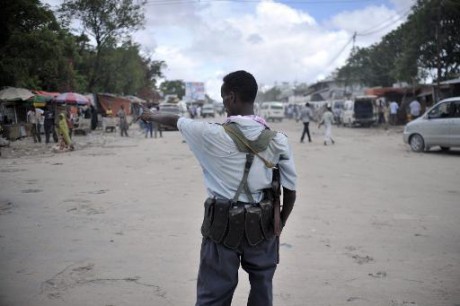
435 0 443 102
347 32 357 96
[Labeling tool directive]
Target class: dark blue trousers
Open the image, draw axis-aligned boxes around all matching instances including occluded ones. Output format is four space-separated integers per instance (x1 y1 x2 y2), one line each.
196 237 278 306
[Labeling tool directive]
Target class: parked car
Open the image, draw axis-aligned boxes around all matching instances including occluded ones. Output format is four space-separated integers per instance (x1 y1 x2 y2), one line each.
159 103 180 115
201 104 215 118
403 96 460 152
341 96 378 127
159 103 180 130
260 101 284 122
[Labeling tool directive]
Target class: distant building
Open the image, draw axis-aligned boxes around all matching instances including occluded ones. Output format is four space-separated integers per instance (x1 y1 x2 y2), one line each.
289 75 365 106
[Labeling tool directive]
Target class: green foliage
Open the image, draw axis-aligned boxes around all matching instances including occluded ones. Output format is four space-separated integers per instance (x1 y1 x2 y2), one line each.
257 87 282 102
160 80 186 99
80 41 165 95
0 0 81 90
409 0 460 81
337 0 460 86
0 0 165 97
59 0 146 91
59 0 145 47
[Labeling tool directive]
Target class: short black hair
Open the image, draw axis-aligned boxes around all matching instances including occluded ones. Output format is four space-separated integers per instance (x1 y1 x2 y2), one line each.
222 70 258 103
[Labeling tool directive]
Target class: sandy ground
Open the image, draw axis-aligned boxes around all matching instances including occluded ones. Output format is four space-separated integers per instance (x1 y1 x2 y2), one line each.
0 119 459 306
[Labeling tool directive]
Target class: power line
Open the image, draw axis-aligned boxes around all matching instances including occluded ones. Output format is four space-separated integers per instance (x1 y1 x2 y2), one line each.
325 33 355 69
356 6 413 36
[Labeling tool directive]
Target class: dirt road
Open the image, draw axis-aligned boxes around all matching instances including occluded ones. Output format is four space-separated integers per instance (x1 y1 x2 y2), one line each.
1 119 459 306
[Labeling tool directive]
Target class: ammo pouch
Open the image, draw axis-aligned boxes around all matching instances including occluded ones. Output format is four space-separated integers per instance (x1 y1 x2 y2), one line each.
201 199 230 243
200 196 274 250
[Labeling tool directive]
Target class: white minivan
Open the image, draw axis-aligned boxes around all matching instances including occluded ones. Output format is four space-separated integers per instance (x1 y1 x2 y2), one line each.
403 97 460 152
260 101 284 122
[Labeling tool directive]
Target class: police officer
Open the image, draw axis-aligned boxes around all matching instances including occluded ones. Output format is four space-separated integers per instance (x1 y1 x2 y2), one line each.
140 70 297 306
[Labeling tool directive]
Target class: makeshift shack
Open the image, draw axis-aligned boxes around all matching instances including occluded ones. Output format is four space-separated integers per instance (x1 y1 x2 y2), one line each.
96 94 132 132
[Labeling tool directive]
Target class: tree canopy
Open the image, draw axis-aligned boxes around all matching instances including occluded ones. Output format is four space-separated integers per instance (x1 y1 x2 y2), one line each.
0 0 165 100
337 0 460 87
160 80 186 100
0 0 79 90
59 0 147 91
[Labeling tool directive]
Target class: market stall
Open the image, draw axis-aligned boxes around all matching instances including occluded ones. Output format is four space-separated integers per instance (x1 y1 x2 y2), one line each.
0 87 35 140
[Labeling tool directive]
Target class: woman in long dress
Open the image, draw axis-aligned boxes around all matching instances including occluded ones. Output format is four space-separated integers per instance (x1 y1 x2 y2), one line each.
57 113 74 151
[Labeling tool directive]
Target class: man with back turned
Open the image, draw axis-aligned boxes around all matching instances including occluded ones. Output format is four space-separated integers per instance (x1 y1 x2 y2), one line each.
141 70 297 306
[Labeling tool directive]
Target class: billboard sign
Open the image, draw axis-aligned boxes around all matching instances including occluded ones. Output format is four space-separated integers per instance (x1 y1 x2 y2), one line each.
185 82 205 101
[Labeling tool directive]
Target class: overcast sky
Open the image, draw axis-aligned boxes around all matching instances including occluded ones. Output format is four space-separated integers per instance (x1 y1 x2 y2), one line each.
43 0 416 100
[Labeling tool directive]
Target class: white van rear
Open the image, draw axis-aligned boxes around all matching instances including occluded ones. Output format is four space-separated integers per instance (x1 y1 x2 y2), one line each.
341 96 378 127
260 102 284 122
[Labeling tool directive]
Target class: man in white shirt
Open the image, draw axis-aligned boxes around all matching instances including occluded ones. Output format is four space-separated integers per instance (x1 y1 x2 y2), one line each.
140 70 297 306
318 105 335 145
27 107 42 143
409 99 421 120
389 101 399 125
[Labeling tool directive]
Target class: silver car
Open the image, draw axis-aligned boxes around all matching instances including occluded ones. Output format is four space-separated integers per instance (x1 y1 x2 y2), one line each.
403 97 460 152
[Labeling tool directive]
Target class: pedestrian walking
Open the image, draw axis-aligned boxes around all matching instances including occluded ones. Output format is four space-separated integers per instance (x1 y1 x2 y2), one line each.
150 106 163 138
318 105 335 145
57 113 74 151
145 121 153 138
117 105 129 137
378 100 386 124
389 100 399 125
409 99 421 120
27 107 42 143
140 70 297 306
299 102 313 143
43 105 58 144
90 105 98 130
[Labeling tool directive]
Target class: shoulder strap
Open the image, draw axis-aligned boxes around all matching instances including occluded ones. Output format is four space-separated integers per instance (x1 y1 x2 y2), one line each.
232 153 255 203
223 122 277 169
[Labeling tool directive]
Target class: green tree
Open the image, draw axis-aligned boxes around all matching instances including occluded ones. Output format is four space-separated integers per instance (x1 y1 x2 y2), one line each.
0 0 82 90
160 80 185 99
408 0 460 81
337 0 460 88
293 82 310 96
257 87 282 102
59 0 146 91
74 41 165 96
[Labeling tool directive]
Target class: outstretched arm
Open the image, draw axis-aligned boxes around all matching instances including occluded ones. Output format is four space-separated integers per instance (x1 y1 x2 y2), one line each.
139 106 180 128
281 187 296 227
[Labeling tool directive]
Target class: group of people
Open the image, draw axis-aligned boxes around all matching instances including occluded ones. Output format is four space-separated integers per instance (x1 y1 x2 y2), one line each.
297 98 423 144
388 98 422 125
142 105 162 138
27 106 74 151
298 102 335 146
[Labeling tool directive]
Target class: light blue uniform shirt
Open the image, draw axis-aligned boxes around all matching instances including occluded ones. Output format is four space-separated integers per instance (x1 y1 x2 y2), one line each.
178 117 297 203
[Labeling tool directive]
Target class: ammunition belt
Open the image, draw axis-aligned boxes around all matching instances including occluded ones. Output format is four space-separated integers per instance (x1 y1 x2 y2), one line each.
200 196 274 250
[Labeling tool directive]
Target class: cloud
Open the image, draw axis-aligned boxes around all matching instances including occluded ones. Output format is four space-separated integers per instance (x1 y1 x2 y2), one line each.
42 0 413 101
329 4 412 47
390 0 417 11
